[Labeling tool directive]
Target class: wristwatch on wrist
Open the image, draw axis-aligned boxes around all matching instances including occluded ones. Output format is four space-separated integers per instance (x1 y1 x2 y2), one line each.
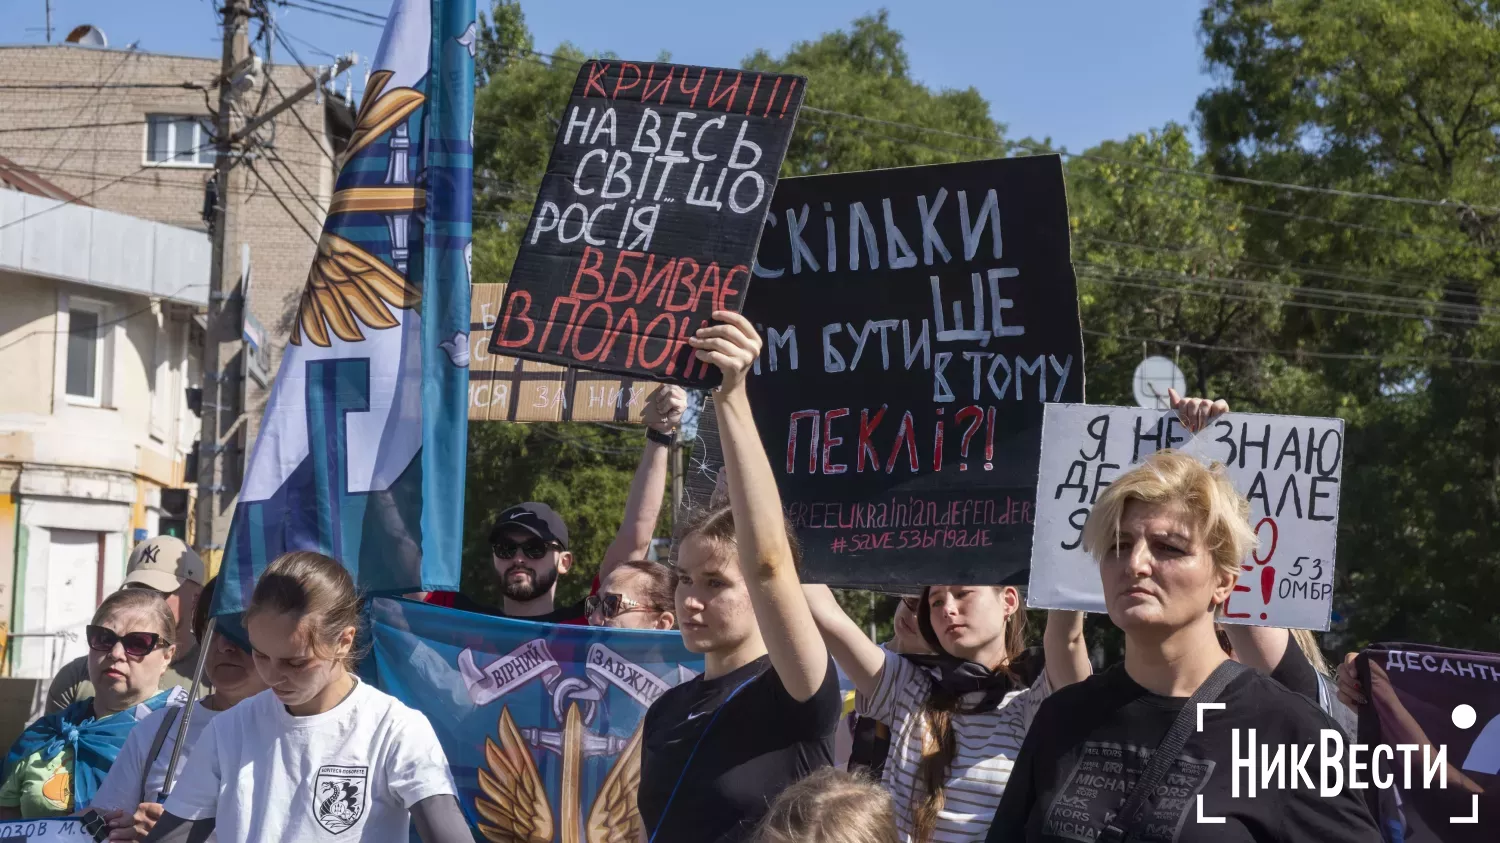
646 426 675 447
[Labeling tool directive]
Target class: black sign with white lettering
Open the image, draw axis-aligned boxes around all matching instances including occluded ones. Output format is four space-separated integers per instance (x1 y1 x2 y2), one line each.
742 156 1084 586
489 60 805 388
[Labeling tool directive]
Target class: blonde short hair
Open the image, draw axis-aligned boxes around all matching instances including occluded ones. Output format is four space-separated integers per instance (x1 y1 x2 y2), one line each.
1082 450 1257 581
753 768 898 843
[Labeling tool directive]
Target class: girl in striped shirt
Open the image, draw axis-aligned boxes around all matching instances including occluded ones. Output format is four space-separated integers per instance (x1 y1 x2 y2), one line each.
803 587 1090 842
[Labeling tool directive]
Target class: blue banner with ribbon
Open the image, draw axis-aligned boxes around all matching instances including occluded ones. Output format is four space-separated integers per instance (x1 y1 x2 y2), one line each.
368 598 704 841
214 0 474 617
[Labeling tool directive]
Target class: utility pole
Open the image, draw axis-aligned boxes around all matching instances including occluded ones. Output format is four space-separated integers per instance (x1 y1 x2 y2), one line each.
195 1 355 558
44 0 52 42
195 0 253 559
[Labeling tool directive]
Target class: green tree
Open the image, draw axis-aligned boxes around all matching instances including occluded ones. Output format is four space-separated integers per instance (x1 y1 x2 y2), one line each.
1196 0 1500 650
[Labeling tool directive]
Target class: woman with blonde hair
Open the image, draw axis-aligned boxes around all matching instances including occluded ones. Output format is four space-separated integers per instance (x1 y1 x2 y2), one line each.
986 450 1380 842
753 767 899 843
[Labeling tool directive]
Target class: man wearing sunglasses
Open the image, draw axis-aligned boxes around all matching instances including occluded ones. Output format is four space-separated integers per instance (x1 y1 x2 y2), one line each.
44 535 209 714
424 385 687 624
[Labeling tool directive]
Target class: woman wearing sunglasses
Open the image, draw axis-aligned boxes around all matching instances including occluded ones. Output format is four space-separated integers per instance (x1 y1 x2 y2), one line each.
89 576 272 840
1 589 183 819
588 560 677 630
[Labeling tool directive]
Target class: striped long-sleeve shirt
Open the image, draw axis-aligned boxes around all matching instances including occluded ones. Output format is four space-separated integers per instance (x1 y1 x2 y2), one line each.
858 649 1051 842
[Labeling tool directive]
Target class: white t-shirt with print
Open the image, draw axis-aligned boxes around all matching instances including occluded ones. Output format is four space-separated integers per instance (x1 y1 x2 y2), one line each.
164 680 456 842
90 701 220 814
858 649 1051 843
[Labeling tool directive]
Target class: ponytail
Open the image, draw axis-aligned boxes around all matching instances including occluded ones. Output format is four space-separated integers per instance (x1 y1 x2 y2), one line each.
911 588 1028 842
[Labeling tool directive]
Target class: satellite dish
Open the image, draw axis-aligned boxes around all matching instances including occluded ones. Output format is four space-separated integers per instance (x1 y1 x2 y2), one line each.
1132 356 1186 410
65 25 108 47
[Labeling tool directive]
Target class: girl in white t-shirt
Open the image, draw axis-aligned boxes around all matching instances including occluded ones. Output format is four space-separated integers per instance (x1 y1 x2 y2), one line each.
90 576 271 840
143 552 470 843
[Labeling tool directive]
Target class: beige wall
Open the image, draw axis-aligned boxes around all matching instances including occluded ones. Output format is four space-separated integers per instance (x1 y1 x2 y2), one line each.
0 271 57 417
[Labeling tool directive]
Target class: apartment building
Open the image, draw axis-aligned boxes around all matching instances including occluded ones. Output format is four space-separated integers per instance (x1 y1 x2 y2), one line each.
0 37 353 679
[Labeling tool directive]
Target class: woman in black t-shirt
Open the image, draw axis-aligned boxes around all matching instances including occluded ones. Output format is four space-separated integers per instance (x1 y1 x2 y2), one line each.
638 312 843 843
986 443 1381 843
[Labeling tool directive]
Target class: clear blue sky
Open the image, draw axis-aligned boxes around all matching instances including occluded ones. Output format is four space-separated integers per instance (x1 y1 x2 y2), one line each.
9 0 1215 152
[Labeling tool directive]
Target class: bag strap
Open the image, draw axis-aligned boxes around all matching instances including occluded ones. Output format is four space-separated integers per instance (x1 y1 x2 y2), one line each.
1099 660 1247 843
140 706 182 805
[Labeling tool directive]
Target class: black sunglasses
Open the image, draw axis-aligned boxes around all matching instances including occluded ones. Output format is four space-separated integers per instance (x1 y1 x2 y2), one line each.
584 592 647 619
86 625 169 658
492 538 558 560
900 596 921 612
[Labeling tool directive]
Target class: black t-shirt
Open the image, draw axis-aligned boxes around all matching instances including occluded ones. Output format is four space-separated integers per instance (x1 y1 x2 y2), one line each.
987 663 1381 843
433 591 588 625
1269 637 1320 702
639 654 842 843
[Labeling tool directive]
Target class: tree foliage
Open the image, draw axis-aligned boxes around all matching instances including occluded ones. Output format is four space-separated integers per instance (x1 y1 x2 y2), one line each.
463 1 1499 651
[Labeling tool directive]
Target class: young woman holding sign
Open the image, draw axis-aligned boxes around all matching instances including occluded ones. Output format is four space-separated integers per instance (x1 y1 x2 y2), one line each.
984 450 1381 842
637 312 843 843
143 553 471 843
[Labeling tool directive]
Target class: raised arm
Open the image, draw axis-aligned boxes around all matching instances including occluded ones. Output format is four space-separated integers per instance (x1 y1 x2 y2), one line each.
1043 610 1091 687
598 385 686 580
802 584 887 698
690 311 829 702
1222 625 1289 673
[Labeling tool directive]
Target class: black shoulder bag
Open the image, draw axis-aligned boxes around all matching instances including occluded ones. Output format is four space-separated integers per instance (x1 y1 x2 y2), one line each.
1098 660 1248 843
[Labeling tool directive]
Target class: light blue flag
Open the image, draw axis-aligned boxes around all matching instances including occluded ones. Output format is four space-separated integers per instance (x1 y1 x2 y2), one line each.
215 0 475 615
368 598 705 841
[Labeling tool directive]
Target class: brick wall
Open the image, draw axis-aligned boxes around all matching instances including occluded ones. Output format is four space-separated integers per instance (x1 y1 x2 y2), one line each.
0 44 346 509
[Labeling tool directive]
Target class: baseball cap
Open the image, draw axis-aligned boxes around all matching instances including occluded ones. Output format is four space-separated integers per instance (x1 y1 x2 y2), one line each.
490 503 569 549
122 536 207 593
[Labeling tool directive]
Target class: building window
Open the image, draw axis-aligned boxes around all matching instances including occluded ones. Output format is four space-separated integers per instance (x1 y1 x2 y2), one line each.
146 115 216 166
65 302 107 404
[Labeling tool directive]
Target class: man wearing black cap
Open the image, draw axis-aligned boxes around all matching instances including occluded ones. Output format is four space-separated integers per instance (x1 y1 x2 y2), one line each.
489 502 583 622
425 385 686 624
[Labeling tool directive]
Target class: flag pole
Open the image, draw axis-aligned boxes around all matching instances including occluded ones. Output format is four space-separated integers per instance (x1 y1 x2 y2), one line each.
156 617 215 803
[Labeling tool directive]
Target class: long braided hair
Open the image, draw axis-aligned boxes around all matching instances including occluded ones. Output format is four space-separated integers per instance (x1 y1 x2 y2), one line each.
909 587 1028 843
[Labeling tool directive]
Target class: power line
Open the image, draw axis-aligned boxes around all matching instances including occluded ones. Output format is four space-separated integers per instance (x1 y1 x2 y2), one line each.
245 159 321 245
1083 329 1500 367
0 120 165 135
276 1 384 28
267 29 338 165
292 0 385 22
1075 260 1498 323
1072 236 1445 296
799 106 1500 215
0 280 209 355
0 82 209 91
34 47 140 173
0 139 218 233
1075 267 1499 329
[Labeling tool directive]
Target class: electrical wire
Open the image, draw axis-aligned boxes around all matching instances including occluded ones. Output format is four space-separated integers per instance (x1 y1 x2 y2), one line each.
276 1 384 28
291 0 386 22
0 279 210 355
0 139 218 233
245 159 321 245
1083 329 1500 367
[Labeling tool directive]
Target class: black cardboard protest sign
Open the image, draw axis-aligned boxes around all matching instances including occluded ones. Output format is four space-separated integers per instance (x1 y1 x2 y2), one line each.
742 156 1084 587
489 61 805 388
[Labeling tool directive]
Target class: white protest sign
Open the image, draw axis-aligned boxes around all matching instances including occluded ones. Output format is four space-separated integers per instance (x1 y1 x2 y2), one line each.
1027 404 1344 630
0 817 89 840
